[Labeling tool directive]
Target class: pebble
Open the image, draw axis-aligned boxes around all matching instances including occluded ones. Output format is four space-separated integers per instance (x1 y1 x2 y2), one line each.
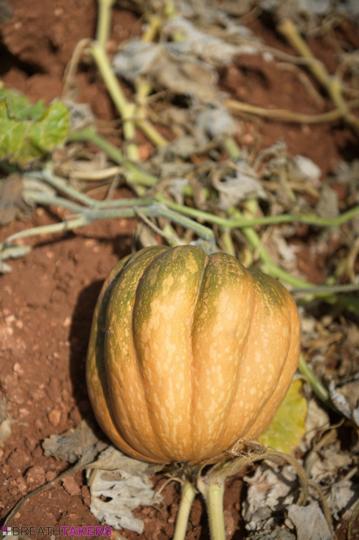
62 475 81 496
35 418 43 431
15 476 27 494
13 362 24 375
25 465 45 486
25 436 37 451
7 448 30 470
81 486 91 506
48 408 62 426
69 407 81 424
63 317 71 328
32 446 43 458
46 470 57 482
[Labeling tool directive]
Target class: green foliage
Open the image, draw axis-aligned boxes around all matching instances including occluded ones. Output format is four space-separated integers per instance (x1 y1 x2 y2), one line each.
259 380 307 454
0 88 70 166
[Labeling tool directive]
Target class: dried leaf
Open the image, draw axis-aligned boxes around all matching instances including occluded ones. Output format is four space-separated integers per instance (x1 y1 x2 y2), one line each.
213 160 266 210
135 222 160 248
292 155 321 185
328 380 359 426
86 447 163 534
112 41 161 81
157 56 220 103
302 398 329 447
330 479 356 519
316 185 339 219
164 16 244 64
166 178 190 203
247 530 295 540
243 464 296 532
287 501 332 540
0 397 11 447
42 420 106 464
63 100 95 131
197 105 236 138
0 174 26 225
259 380 307 453
307 442 352 483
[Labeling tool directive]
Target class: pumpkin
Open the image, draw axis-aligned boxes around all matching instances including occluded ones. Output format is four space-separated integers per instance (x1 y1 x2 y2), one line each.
87 245 300 464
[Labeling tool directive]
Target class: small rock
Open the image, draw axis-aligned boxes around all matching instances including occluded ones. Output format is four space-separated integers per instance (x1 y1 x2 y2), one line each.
10 390 25 405
48 408 62 426
63 317 71 328
69 407 81 424
62 475 81 496
13 362 23 375
15 476 27 494
81 485 91 506
25 437 37 451
25 465 45 487
0 418 11 445
46 470 57 482
35 418 43 430
33 446 43 458
7 448 30 470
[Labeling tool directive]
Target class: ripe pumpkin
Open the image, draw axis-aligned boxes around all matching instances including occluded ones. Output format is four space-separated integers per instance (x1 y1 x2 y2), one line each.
87 246 300 464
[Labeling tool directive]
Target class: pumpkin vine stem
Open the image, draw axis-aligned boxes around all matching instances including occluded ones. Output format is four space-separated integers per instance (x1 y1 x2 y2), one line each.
198 477 226 540
173 479 197 540
96 0 115 49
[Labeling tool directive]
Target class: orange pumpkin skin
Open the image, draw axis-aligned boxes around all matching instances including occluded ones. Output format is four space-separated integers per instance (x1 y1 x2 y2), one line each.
87 246 300 464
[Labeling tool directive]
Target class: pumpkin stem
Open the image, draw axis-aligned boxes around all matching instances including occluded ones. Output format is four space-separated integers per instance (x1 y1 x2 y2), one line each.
173 479 197 540
199 477 226 540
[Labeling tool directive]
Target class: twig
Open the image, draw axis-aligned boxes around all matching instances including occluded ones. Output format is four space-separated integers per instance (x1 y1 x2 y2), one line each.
136 118 168 147
96 0 116 49
160 197 359 231
62 39 91 98
69 166 121 181
277 62 325 107
226 98 359 124
2 217 89 245
278 19 359 130
220 229 236 256
68 128 158 187
0 245 31 261
222 136 241 160
24 192 86 214
133 207 182 246
228 200 313 289
133 16 168 148
298 356 330 404
308 480 334 534
4 458 88 526
91 43 139 161
0 201 215 264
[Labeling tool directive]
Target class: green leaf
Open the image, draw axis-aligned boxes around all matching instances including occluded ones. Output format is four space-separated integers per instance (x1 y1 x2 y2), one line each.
259 380 307 454
0 88 45 121
0 88 70 166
